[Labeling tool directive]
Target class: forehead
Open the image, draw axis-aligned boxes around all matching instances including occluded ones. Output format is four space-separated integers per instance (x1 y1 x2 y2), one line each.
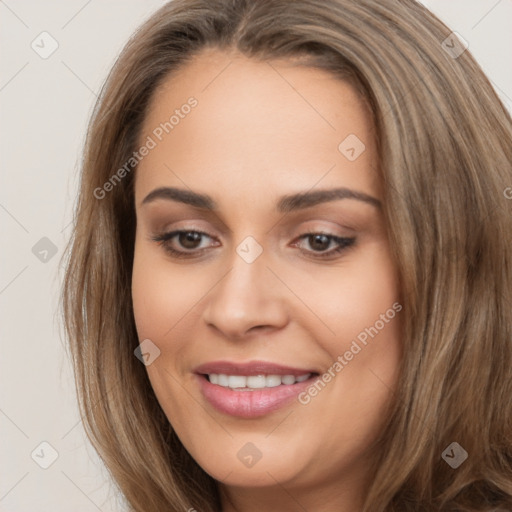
135 49 380 205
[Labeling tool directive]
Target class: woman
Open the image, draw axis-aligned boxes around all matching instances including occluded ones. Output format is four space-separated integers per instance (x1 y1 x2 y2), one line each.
61 0 512 510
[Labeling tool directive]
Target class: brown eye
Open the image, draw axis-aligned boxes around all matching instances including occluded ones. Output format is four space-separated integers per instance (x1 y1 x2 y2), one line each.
308 234 331 252
178 231 203 249
294 233 356 259
151 230 217 258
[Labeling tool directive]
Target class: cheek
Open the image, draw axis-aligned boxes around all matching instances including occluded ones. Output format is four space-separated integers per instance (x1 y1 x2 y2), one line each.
290 241 401 350
131 243 209 342
131 246 209 427
299 244 403 416
131 242 218 407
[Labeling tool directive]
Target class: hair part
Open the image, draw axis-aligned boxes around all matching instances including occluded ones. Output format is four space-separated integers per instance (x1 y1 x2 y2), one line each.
61 1 512 510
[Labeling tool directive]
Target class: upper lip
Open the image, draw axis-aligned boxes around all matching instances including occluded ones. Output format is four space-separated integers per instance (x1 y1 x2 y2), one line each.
194 360 318 377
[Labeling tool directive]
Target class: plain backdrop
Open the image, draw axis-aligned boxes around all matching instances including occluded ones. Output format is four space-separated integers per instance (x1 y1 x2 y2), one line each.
1 1 511 510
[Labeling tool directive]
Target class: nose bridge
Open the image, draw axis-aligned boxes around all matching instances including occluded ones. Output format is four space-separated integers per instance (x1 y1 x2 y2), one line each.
202 242 288 337
225 255 264 303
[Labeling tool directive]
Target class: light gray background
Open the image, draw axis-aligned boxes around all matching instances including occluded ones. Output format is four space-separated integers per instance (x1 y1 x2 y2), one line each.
1 1 511 510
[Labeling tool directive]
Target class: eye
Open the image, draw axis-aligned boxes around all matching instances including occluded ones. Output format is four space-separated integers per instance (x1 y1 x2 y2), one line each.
293 233 356 259
151 230 356 260
151 230 218 258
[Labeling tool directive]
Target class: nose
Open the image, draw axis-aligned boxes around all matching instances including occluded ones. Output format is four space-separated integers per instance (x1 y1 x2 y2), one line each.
202 249 289 339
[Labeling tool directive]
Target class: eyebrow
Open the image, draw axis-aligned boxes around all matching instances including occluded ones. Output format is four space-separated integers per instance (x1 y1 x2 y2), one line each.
142 187 216 210
141 186 382 211
277 187 381 212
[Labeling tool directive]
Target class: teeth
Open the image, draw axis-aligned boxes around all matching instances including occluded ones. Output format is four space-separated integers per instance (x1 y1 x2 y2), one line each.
247 375 266 388
218 374 229 386
207 373 311 389
266 375 281 387
281 375 296 385
228 375 246 388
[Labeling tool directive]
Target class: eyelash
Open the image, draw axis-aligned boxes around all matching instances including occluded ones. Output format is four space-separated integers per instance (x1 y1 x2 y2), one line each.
150 230 356 260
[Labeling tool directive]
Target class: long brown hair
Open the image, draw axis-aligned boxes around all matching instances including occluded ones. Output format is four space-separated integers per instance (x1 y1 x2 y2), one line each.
61 1 512 510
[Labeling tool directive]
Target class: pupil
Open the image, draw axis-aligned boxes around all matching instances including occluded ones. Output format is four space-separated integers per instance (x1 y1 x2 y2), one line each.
310 234 329 251
180 232 201 249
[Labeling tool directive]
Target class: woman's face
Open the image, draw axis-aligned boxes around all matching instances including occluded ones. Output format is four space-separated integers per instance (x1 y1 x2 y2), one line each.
132 49 402 508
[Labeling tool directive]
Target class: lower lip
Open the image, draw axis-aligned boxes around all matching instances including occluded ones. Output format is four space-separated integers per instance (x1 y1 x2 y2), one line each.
196 374 318 418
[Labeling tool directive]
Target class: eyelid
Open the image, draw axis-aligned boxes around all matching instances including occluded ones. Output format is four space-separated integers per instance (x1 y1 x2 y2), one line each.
150 228 218 247
149 229 217 260
150 227 356 261
292 232 356 257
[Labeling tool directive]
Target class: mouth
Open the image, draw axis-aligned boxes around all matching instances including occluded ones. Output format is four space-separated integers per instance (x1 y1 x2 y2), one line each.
194 361 320 418
204 372 312 389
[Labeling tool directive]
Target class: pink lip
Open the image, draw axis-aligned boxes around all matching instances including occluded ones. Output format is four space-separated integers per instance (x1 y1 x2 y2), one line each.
194 360 317 376
194 360 319 418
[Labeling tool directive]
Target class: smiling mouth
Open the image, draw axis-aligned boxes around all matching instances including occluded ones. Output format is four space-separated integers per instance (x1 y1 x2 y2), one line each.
194 360 321 417
203 373 315 390
196 371 320 418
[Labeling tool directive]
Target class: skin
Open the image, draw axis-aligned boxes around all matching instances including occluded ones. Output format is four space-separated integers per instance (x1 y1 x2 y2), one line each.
131 48 402 512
